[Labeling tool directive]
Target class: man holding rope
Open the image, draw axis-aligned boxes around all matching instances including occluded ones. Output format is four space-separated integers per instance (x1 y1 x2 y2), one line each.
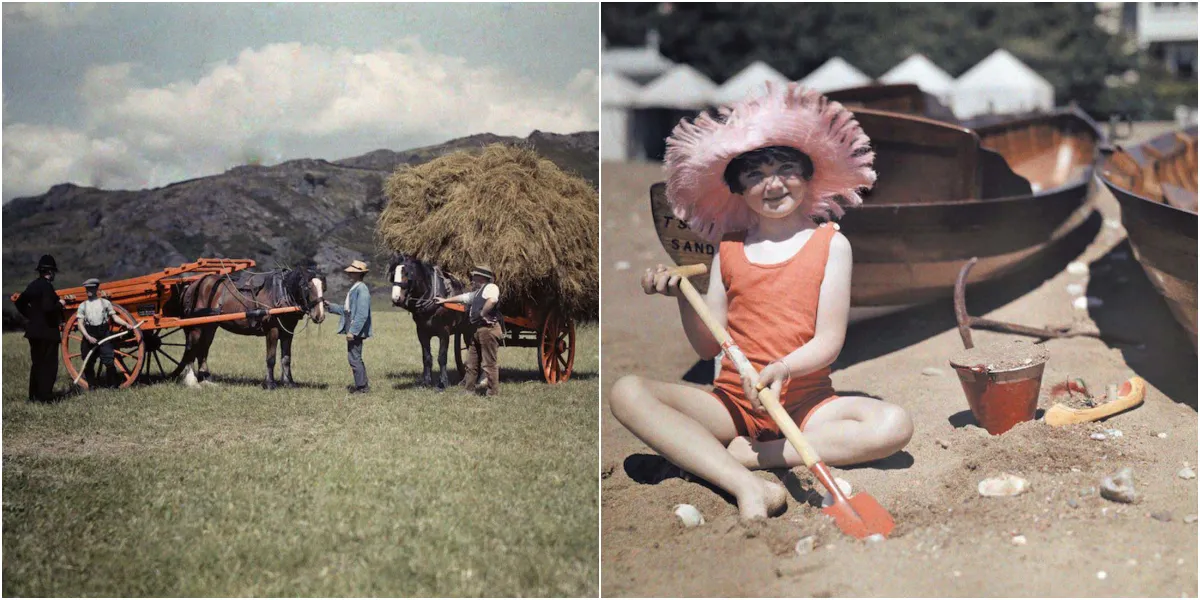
76 278 136 389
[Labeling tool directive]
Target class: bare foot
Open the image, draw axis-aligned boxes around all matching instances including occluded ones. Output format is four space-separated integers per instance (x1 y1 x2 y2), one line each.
736 479 788 520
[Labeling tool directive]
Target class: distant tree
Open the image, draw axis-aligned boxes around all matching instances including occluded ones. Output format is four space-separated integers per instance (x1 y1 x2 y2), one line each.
602 3 1137 115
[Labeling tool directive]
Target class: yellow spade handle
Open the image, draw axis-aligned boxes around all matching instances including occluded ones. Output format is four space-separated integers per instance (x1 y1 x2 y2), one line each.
666 264 822 468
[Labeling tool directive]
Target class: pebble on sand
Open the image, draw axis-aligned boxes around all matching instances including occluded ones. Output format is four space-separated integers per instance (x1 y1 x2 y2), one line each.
865 533 886 544
794 535 816 555
1178 466 1196 480
614 261 631 271
921 367 945 377
936 438 950 449
1150 511 1173 522
1011 535 1027 545
1091 433 1108 441
1067 262 1090 275
1100 467 1139 504
673 504 705 528
1066 283 1085 296
820 478 854 507
1157 432 1169 439
978 473 1030 497
1184 515 1197 524
1097 570 1108 580
1104 429 1123 439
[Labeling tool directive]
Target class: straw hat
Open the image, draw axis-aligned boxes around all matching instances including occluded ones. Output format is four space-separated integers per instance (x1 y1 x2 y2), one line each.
469 266 495 281
664 81 876 241
344 260 369 273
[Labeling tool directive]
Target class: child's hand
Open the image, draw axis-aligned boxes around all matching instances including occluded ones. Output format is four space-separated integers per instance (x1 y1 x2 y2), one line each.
749 360 789 411
641 264 681 297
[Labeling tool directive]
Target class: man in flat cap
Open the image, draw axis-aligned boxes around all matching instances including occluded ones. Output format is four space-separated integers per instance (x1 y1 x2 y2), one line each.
436 266 503 396
76 278 135 389
325 260 373 394
14 255 66 402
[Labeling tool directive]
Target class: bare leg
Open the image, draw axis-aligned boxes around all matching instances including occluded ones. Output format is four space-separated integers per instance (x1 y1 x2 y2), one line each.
610 375 787 520
279 331 295 386
263 327 279 390
727 396 914 469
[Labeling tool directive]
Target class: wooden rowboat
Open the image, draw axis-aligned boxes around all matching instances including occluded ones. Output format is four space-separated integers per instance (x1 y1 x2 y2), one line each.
1097 127 1197 345
651 107 1101 320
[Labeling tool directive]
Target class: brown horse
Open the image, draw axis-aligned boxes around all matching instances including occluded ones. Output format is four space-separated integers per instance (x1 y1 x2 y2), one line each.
181 267 326 388
388 254 470 389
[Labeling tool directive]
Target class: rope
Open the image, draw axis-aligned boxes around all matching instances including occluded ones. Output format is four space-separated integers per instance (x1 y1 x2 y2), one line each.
73 320 146 385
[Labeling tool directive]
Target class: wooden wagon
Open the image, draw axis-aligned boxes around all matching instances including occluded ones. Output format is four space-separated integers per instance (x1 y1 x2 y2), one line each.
9 258 302 390
440 300 576 384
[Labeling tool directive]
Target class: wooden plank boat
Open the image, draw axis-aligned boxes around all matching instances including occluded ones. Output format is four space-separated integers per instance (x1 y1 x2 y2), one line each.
651 107 1101 321
1097 127 1197 345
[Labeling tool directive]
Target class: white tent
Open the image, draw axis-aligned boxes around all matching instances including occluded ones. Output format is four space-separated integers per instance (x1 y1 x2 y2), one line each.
635 64 719 110
952 49 1054 119
880 53 955 106
601 73 642 161
799 57 871 92
711 61 790 106
601 31 677 85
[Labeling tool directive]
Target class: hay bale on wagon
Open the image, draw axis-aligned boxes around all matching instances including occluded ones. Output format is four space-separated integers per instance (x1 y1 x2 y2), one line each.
377 144 598 320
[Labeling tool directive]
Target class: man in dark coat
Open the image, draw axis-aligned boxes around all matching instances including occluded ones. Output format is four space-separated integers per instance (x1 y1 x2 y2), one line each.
14 255 65 402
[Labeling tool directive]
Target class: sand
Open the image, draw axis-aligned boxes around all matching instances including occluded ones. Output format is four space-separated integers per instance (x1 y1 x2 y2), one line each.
599 123 1197 597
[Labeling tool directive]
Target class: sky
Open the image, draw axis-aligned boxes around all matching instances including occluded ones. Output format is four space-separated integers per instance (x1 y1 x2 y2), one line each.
1 3 599 201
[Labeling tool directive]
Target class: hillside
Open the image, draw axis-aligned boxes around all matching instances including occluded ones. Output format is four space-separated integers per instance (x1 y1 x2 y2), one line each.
2 130 597 314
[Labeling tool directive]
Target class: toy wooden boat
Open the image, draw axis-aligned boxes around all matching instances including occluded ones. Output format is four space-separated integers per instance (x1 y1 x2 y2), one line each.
1097 127 1197 345
651 108 1102 321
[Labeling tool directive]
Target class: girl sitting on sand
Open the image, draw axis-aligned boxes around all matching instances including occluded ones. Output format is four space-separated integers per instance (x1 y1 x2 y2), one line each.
610 83 914 520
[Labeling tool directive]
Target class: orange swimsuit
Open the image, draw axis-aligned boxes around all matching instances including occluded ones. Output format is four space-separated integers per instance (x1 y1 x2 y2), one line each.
711 222 840 441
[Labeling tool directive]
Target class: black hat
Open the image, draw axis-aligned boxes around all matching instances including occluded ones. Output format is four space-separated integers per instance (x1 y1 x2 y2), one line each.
36 255 58 272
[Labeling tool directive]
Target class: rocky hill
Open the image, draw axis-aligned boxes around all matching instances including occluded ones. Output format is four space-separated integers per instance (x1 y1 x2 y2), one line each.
2 130 597 307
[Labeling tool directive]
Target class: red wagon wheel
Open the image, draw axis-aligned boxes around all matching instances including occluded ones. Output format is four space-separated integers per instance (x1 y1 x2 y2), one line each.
61 304 145 390
537 310 576 384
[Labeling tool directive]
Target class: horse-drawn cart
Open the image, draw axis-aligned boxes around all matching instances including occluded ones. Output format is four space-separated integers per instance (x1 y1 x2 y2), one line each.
442 300 576 384
9 258 302 390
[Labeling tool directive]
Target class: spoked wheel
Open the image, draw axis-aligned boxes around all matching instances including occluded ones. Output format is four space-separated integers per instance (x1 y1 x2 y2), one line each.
61 305 145 390
140 327 188 383
537 311 576 384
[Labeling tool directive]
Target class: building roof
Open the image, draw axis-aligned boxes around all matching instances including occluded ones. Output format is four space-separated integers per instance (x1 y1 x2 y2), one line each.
799 57 872 92
879 53 955 96
711 60 791 106
601 72 642 107
635 64 718 110
601 31 677 80
954 49 1052 93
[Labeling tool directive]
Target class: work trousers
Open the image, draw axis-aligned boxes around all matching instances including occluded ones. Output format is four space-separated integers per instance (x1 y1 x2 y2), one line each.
347 336 368 389
27 338 58 402
462 322 502 396
81 323 117 388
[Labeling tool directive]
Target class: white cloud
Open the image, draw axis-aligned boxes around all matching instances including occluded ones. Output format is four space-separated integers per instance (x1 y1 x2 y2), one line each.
3 42 598 200
3 3 97 29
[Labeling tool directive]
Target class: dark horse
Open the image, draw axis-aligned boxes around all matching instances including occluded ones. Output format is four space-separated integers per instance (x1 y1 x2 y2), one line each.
387 254 469 389
181 267 326 388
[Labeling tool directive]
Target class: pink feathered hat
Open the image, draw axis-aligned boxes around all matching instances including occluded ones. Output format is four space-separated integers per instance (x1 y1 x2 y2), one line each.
664 81 876 241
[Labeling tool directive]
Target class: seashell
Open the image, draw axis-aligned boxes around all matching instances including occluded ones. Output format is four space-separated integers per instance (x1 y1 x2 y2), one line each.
978 473 1029 497
794 535 816 555
1177 466 1196 480
820 477 854 507
1011 535 1027 545
673 504 705 527
1066 283 1085 296
1099 467 1139 504
865 533 885 543
1091 433 1107 441
1067 262 1089 275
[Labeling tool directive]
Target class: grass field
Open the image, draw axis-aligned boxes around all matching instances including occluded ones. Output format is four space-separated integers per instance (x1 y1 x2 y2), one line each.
2 300 598 596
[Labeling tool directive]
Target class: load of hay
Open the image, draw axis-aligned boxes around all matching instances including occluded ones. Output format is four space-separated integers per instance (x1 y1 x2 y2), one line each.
377 144 598 321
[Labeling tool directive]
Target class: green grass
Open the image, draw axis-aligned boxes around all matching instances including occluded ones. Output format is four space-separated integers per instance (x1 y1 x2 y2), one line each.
2 301 598 596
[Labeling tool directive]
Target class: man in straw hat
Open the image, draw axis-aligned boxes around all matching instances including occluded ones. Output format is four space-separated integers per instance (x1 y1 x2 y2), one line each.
14 254 66 402
76 278 136 389
324 260 374 393
436 266 503 396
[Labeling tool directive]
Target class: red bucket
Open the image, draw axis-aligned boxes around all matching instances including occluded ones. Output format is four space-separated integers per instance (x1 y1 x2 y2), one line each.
949 359 1046 435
